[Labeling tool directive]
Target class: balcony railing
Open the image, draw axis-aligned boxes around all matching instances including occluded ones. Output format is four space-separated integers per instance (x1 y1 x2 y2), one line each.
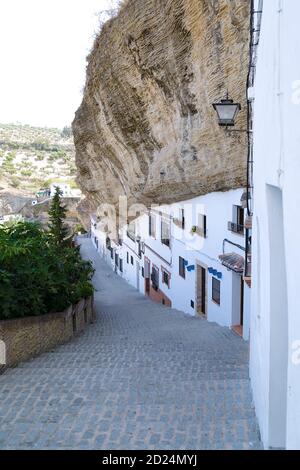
228 221 244 234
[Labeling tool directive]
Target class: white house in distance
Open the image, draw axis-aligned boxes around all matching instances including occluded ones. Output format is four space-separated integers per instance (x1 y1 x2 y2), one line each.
91 186 251 341
50 182 71 198
249 0 300 449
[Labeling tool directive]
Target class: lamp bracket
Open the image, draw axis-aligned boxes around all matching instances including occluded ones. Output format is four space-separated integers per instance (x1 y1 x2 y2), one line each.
225 128 252 134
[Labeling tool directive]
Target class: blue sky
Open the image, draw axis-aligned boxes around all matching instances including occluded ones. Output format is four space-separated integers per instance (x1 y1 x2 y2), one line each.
0 0 117 128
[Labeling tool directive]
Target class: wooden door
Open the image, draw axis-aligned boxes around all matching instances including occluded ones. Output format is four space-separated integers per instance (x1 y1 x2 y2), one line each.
145 260 150 295
197 265 206 316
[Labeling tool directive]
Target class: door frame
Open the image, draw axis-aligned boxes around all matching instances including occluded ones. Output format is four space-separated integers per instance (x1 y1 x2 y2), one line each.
195 260 208 318
144 257 150 295
136 260 140 291
231 272 244 337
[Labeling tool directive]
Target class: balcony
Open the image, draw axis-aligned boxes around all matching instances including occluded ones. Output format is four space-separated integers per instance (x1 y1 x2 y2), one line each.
228 221 244 235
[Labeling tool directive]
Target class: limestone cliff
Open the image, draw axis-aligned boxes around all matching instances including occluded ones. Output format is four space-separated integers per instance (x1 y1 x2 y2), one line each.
73 0 250 215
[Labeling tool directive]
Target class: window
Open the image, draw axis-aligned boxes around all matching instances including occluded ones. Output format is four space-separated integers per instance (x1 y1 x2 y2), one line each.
127 221 136 241
142 267 145 278
137 240 142 258
111 248 114 260
151 266 159 291
179 257 186 279
180 209 185 229
212 277 221 305
161 218 171 247
191 300 194 309
119 259 123 273
131 256 134 265
162 268 170 288
228 205 244 234
198 214 207 238
149 214 156 238
127 252 129 264
115 252 119 267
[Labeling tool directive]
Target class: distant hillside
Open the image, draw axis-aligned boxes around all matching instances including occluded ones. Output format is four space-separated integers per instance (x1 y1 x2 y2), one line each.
0 123 78 193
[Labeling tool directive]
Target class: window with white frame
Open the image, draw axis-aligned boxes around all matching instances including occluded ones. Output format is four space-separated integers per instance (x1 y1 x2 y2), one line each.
161 217 171 247
212 277 221 305
127 221 136 241
149 213 156 238
162 267 170 288
198 214 207 238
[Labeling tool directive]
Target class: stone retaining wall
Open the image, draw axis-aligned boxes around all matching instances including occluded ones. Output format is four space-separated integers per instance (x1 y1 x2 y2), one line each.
0 296 94 369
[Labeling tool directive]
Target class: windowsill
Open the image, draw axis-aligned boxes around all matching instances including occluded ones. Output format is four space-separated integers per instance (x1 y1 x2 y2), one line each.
161 242 171 249
212 300 221 307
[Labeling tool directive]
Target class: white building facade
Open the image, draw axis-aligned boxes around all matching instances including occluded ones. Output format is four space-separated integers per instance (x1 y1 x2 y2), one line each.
91 187 251 341
250 0 300 449
50 183 71 198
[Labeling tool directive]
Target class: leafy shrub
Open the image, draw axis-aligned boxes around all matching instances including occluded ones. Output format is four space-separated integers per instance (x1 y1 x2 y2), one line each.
10 176 20 188
20 169 33 177
0 221 94 320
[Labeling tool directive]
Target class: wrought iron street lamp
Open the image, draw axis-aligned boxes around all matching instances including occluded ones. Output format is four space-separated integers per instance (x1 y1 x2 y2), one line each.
213 95 241 127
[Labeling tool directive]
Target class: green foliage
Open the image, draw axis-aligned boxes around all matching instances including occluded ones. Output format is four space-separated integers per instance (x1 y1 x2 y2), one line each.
0 221 94 320
73 224 87 235
20 169 33 177
0 122 76 192
10 176 20 188
61 126 72 138
48 187 69 246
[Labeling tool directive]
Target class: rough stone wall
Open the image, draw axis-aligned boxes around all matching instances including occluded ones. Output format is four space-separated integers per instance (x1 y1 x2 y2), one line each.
0 297 94 368
73 0 250 216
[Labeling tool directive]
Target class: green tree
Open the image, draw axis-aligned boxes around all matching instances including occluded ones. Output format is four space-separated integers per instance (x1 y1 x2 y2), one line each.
0 221 94 319
48 187 68 246
61 126 72 138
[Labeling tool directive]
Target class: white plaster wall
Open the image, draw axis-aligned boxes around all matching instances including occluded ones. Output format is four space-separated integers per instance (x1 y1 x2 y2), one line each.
91 188 249 338
168 190 247 332
250 0 300 449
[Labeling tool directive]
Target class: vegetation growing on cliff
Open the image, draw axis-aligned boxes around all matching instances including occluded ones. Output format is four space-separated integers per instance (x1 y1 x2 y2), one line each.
0 123 77 192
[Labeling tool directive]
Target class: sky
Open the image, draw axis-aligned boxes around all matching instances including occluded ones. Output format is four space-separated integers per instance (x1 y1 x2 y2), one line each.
0 0 118 129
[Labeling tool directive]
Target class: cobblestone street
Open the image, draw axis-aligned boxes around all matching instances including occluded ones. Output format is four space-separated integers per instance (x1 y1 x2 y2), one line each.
0 239 262 449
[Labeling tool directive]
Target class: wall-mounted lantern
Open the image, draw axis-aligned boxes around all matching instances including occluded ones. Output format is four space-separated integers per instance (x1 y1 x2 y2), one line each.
213 95 241 127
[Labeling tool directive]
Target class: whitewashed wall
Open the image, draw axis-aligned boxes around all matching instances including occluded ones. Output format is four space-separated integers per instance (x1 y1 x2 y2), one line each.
250 0 300 449
91 188 250 340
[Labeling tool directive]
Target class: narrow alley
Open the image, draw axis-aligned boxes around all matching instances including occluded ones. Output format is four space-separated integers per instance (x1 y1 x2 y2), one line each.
0 239 261 450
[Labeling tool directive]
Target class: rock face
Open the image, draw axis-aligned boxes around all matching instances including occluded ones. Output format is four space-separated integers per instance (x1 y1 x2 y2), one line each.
73 0 250 216
0 183 82 231
0 187 32 217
